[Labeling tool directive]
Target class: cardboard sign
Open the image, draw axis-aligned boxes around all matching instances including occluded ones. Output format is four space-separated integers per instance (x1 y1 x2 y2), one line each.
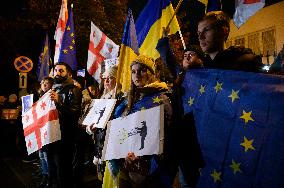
102 105 164 161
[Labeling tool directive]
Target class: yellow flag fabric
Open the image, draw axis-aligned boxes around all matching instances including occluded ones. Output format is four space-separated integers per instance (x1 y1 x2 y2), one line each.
102 161 118 188
116 9 139 93
117 44 138 92
136 0 180 60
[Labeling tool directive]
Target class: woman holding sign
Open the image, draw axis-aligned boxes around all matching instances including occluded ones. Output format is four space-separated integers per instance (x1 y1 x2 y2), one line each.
103 55 175 188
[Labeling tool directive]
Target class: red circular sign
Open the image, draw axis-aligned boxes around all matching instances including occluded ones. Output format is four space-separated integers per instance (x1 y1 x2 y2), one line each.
14 56 33 73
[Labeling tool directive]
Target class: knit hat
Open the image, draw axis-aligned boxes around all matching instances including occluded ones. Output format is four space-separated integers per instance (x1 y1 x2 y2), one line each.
131 55 155 74
102 66 118 78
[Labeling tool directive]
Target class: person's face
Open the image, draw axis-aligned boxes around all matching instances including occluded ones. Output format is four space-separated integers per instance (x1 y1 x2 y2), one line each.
103 76 116 91
41 80 52 92
131 63 150 88
88 86 98 98
54 65 69 83
198 19 225 54
183 51 201 70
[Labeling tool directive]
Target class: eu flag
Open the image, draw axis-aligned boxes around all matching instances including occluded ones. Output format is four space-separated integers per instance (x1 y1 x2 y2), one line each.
37 32 50 82
58 8 77 70
182 69 284 188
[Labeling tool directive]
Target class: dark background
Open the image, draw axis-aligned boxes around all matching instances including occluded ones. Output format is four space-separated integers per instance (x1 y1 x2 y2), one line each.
0 0 281 95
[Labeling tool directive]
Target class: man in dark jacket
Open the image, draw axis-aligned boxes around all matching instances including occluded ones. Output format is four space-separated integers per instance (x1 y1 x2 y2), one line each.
49 62 82 187
197 11 263 72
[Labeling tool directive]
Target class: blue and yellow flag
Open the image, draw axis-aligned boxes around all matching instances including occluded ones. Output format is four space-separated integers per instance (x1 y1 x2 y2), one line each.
135 0 180 60
117 9 139 92
182 69 284 188
58 8 77 70
37 32 51 82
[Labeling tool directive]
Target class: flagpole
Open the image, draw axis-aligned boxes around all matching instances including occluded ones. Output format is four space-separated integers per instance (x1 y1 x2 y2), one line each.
165 0 183 30
165 0 186 50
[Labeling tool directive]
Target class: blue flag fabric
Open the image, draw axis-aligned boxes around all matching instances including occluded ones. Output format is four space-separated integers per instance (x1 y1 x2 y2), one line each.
37 33 50 82
21 94 33 114
122 9 139 54
114 93 165 119
207 0 222 12
182 69 284 188
134 0 180 59
58 8 77 70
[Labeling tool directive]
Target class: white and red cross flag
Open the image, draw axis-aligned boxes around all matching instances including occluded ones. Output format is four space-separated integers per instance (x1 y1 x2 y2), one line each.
87 22 119 84
54 0 68 64
22 91 61 155
233 0 265 28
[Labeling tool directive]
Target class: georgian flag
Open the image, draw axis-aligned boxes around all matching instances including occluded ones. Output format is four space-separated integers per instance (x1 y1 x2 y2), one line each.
54 0 68 64
22 91 61 155
87 22 119 84
233 0 265 28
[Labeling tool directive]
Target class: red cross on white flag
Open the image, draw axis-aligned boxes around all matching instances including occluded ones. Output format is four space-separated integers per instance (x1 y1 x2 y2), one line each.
22 92 61 155
54 0 68 64
87 21 119 84
233 0 265 28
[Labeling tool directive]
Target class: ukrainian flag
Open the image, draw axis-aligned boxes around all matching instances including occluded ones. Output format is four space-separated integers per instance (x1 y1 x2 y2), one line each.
117 9 139 92
136 0 180 60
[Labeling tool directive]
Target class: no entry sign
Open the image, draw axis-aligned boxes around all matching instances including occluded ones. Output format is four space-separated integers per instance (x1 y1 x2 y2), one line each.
14 56 33 73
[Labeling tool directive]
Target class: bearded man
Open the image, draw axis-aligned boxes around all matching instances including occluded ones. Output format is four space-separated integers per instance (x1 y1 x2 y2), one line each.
47 62 82 188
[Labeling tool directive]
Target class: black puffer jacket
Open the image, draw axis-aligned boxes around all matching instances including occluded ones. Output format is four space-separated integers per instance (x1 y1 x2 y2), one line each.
204 46 263 72
53 78 82 142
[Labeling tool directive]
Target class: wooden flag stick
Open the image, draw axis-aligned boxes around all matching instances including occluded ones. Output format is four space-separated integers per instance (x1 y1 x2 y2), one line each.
165 0 183 30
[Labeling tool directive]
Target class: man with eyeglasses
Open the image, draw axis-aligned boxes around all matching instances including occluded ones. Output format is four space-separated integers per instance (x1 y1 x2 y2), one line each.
197 11 263 72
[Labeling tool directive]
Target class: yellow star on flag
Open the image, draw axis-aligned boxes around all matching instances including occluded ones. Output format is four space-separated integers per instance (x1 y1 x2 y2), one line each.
240 136 255 152
188 97 194 106
199 85 206 95
63 49 68 54
214 81 223 93
140 107 146 111
72 39 75 44
67 26 70 31
69 46 74 50
230 159 242 174
240 110 254 124
210 169 221 183
228 89 240 103
153 96 162 104
71 32 74 37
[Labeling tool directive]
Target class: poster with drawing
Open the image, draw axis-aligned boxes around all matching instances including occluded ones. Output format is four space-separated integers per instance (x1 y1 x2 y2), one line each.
102 105 164 161
82 99 116 129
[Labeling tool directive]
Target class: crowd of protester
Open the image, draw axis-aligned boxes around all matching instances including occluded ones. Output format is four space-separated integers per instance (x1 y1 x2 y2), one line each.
1 10 284 188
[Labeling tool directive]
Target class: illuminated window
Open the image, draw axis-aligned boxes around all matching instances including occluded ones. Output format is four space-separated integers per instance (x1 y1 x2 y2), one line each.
248 33 260 55
262 28 276 56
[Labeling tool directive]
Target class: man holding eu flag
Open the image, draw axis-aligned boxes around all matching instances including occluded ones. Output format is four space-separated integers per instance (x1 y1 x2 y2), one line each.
197 11 263 72
178 10 284 188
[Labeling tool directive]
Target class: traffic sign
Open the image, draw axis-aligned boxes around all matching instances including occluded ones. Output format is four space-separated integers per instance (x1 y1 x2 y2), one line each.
14 56 33 73
19 72 27 89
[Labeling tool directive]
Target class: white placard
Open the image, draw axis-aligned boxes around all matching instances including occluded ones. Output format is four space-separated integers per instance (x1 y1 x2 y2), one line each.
102 105 164 161
82 99 117 129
